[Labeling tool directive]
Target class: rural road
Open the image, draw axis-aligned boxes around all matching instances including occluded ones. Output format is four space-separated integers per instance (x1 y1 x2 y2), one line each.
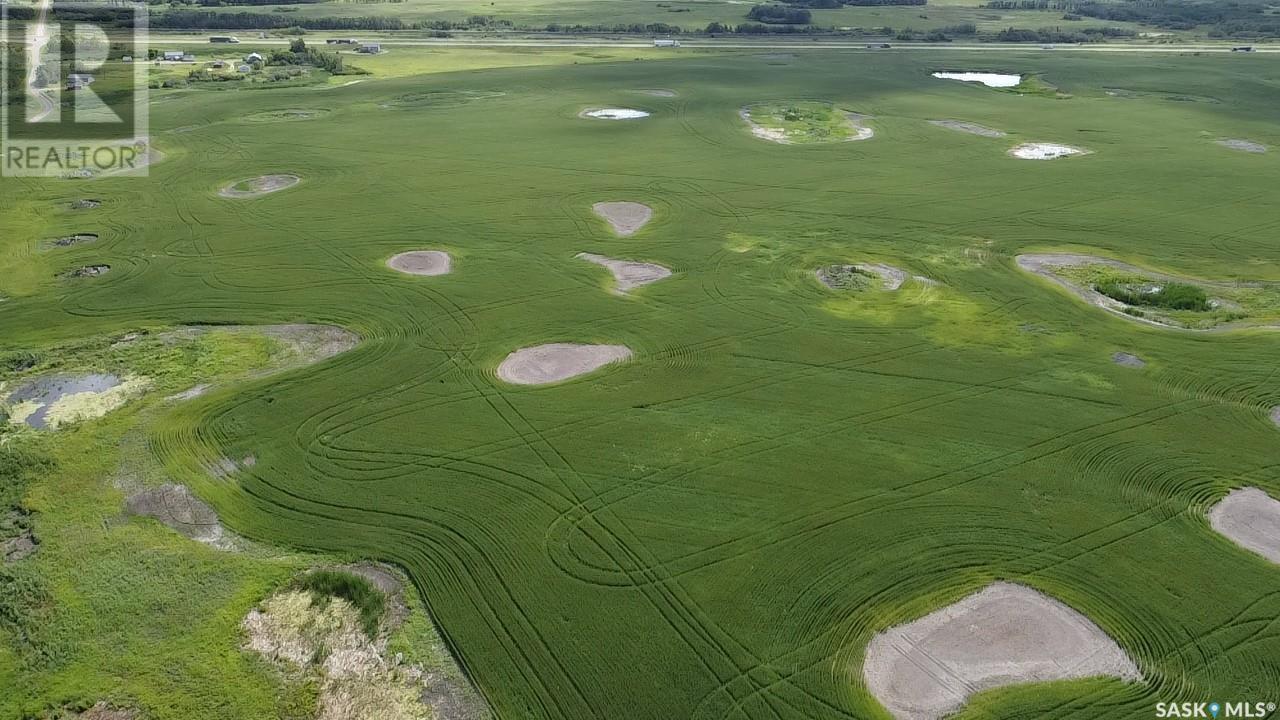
25 0 57 122
143 34 1280 54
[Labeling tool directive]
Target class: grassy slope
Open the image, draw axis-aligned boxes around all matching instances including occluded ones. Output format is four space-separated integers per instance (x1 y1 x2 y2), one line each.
2 48 1280 718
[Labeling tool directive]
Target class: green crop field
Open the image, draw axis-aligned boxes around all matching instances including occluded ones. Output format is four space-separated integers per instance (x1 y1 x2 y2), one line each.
3 44 1280 720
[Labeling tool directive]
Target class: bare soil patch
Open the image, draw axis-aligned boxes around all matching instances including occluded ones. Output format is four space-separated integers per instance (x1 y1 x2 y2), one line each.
49 233 99 248
2 509 37 563
576 252 672 293
1112 352 1146 368
497 343 632 385
2 530 37 562
387 251 452 277
125 483 238 549
1209 487 1280 564
1009 143 1086 160
219 174 301 199
1216 139 1267 154
864 582 1140 720
66 264 110 278
592 201 653 236
208 454 256 480
70 199 100 210
578 107 650 120
48 702 138 719
929 119 1005 138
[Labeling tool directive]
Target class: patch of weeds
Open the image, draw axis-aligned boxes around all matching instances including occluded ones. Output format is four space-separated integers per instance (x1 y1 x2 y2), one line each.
746 101 859 144
818 264 876 291
1095 280 1209 311
0 564 66 669
0 351 41 373
292 569 386 639
1008 75 1069 99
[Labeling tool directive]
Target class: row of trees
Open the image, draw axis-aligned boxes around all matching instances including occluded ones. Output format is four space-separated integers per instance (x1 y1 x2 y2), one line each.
983 0 1279 36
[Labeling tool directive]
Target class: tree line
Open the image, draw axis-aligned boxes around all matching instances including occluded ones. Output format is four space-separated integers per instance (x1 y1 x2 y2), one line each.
982 0 1280 36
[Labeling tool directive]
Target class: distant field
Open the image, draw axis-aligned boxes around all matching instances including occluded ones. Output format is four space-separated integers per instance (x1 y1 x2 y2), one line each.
159 0 1162 36
5 43 1280 719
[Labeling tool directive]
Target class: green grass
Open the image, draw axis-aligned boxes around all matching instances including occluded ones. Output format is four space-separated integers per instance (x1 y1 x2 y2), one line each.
3 46 1280 720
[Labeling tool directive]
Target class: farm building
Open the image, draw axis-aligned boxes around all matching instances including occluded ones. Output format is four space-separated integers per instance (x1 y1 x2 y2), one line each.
358 44 381 54
245 52 264 64
65 73 93 90
162 51 184 61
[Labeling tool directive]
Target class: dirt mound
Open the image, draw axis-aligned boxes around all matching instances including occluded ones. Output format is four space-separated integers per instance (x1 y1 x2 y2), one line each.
50 233 99 248
592 202 653 236
125 483 235 549
70 199 100 210
576 252 672 293
929 119 1005 138
1209 487 1280 564
1112 352 1146 368
387 251 452 277
67 265 110 278
219 174 301 199
1217 139 1267 154
1009 143 1085 160
497 343 632 385
864 582 1140 720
